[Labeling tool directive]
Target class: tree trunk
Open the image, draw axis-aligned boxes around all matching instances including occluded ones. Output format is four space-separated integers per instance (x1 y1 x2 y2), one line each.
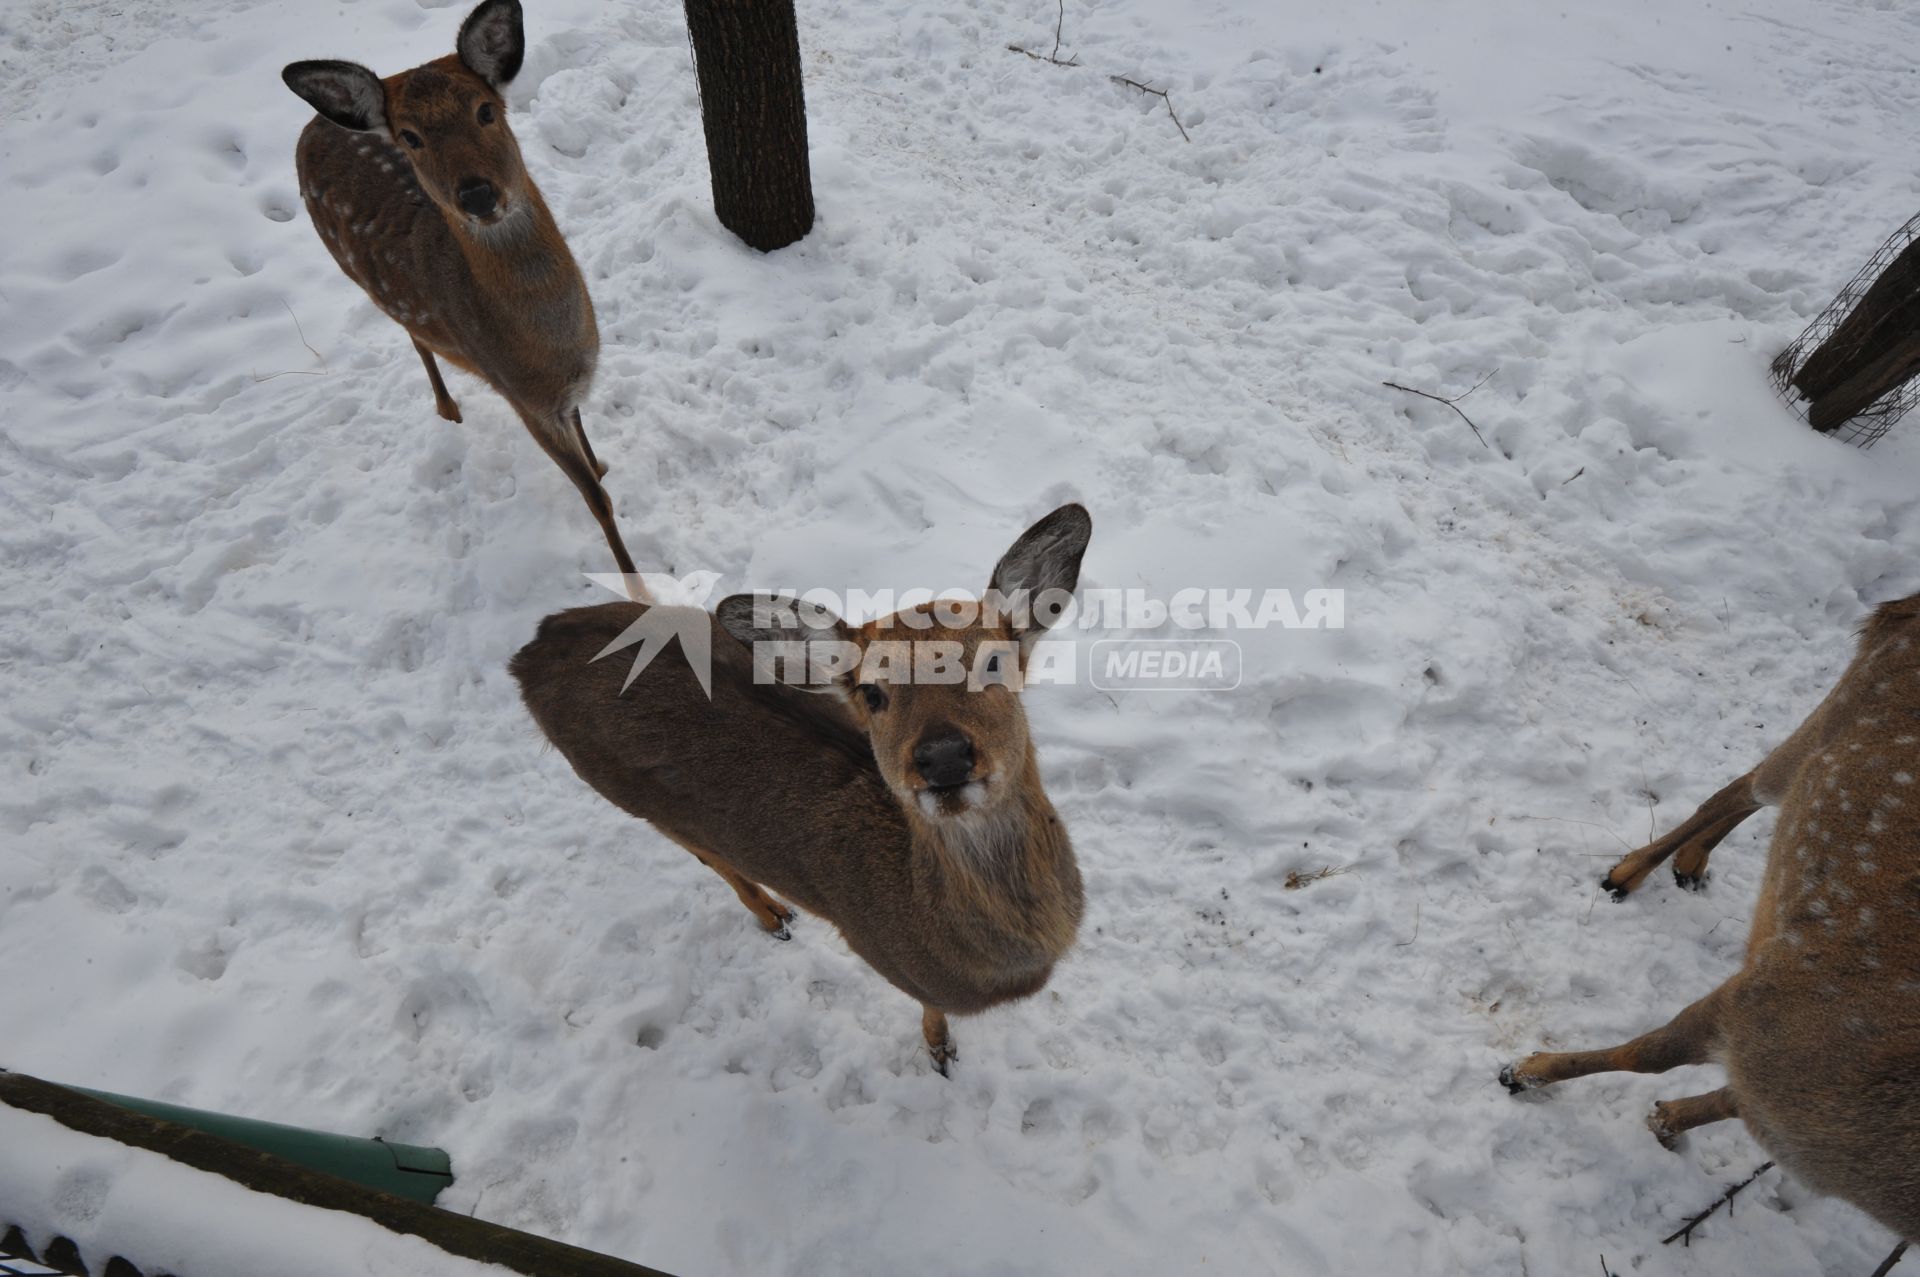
1808 317 1920 432
1794 235 1920 402
683 0 815 253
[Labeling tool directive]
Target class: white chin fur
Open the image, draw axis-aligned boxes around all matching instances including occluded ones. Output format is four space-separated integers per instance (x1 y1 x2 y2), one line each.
917 780 991 819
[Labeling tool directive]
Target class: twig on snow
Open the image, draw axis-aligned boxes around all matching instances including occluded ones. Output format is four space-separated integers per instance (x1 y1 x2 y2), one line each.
284 298 323 363
1284 864 1352 890
1382 371 1494 449
1662 1160 1775 1246
1110 74 1191 141
1561 466 1585 485
1394 900 1422 946
1871 1241 1910 1277
252 299 332 383
1008 0 1078 65
1006 3 1193 142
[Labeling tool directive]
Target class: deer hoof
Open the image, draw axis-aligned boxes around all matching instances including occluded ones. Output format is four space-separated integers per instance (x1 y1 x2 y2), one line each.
1499 1062 1542 1095
769 921 792 942
1600 873 1633 902
930 1043 958 1078
1674 871 1706 892
437 401 463 424
1647 1106 1682 1150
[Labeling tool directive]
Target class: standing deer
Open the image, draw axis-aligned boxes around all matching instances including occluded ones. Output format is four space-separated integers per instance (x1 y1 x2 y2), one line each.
1502 594 1920 1244
281 0 638 588
510 505 1093 1073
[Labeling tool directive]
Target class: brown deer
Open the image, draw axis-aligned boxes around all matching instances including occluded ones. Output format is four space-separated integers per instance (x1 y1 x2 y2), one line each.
281 0 638 589
509 504 1093 1073
1502 594 1920 1244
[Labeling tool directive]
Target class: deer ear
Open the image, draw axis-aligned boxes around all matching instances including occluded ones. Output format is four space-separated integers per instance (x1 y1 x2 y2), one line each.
717 594 858 689
283 60 389 135
457 0 525 88
988 503 1092 639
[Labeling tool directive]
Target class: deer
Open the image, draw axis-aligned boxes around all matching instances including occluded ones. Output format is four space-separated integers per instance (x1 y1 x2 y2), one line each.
281 0 639 592
1502 593 1920 1245
509 504 1093 1074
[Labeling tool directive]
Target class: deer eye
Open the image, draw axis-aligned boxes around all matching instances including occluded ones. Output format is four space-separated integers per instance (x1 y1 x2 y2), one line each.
476 102 495 125
859 684 888 713
398 129 424 149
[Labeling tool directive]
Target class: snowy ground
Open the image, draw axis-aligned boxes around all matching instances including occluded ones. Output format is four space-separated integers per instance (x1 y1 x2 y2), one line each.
5 0 1920 1273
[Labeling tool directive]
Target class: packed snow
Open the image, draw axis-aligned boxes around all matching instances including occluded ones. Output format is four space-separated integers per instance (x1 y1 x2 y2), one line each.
5 0 1920 1273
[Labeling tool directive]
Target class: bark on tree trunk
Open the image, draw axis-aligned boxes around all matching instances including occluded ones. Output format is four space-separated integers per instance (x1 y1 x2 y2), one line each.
1808 313 1920 432
684 0 815 253
1794 235 1920 402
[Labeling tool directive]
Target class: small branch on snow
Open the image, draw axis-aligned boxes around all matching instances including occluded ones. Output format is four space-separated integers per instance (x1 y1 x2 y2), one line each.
1005 3 1194 142
1110 75 1191 142
1394 900 1421 946
1284 864 1353 891
1008 42 1079 66
1561 466 1585 485
1383 372 1493 449
1662 1160 1775 1246
253 298 331 383
1008 0 1079 65
1871 1241 1910 1277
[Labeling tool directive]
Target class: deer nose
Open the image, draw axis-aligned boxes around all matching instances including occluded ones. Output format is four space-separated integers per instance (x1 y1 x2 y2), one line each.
912 732 975 789
456 178 498 217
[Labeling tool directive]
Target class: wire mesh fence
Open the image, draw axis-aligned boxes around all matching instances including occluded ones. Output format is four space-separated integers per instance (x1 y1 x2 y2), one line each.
1769 209 1920 449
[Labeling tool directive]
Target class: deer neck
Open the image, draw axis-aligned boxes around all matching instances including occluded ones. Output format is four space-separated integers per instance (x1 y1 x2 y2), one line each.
904 752 1082 969
451 188 584 319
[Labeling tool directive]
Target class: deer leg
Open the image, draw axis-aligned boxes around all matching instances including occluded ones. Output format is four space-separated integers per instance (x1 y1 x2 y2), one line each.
413 339 462 423
1501 984 1727 1093
522 414 644 597
682 847 794 939
713 859 796 940
922 1005 957 1078
1647 1086 1739 1149
1601 770 1761 898
571 408 609 480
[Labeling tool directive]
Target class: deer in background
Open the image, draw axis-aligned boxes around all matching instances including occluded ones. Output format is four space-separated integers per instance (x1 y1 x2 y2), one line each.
510 505 1093 1073
281 0 639 590
1503 594 1920 1245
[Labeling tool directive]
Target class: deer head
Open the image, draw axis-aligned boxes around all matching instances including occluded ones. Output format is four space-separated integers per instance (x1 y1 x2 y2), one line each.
718 504 1092 824
282 0 530 230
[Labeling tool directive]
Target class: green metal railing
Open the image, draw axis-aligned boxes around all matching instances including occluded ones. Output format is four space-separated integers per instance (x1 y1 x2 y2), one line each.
66 1086 453 1205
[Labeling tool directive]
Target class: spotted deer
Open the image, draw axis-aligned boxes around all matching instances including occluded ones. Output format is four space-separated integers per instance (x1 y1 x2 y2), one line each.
1503 594 1920 1243
509 505 1092 1073
281 0 638 589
